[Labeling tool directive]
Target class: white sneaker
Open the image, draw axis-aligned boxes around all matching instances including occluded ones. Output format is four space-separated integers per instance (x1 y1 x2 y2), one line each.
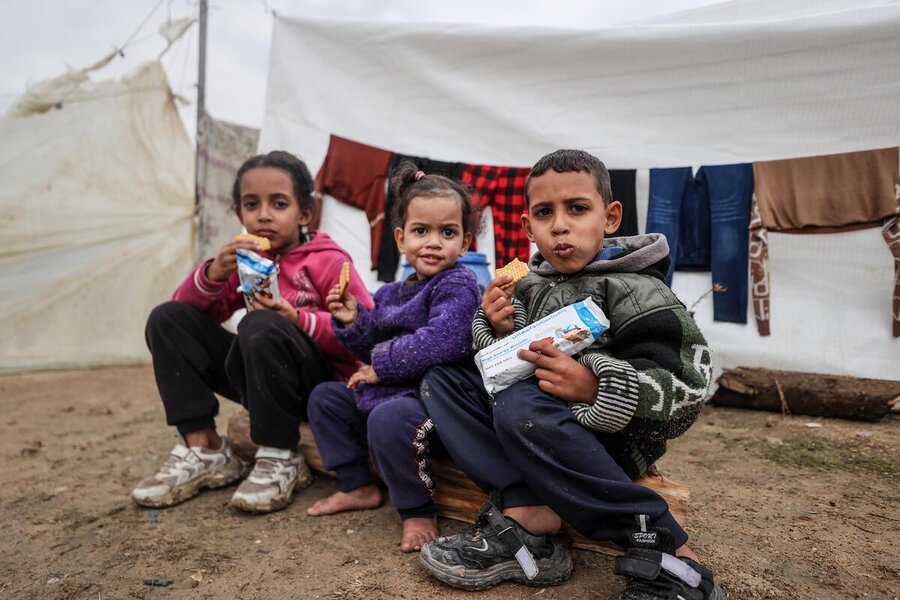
131 437 244 508
229 445 313 513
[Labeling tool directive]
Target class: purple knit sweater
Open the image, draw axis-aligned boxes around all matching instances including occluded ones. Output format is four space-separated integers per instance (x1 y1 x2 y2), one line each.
335 262 481 411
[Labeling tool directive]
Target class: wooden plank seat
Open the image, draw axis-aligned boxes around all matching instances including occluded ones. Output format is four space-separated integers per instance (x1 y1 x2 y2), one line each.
227 410 689 555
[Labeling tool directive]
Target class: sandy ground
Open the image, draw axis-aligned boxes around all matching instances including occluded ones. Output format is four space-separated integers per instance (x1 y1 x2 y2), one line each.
0 365 897 600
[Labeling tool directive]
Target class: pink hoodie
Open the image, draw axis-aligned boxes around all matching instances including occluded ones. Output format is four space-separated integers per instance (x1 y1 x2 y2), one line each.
172 232 374 380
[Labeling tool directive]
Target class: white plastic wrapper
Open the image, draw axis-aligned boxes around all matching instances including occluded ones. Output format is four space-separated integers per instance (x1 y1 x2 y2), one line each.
236 248 281 309
475 297 609 395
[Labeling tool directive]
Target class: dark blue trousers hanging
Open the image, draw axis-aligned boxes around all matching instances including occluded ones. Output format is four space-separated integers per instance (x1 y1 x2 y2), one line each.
647 164 753 324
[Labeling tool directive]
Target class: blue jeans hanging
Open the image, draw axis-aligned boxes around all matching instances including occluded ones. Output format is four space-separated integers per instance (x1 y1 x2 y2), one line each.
647 164 753 324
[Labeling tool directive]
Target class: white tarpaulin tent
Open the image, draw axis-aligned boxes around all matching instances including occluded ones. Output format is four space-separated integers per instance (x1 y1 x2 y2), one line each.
260 3 900 379
0 61 194 372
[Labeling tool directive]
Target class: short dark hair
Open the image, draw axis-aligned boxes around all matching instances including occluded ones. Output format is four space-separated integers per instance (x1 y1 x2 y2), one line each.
389 160 477 236
231 150 315 213
525 149 612 206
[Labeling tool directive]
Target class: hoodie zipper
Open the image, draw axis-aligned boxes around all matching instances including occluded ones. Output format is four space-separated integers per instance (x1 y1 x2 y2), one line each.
527 274 568 322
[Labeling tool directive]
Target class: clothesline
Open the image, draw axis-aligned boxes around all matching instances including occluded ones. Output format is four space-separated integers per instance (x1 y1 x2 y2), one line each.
313 134 900 338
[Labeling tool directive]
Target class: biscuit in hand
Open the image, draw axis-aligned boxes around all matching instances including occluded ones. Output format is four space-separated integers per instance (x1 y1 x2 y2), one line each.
338 262 351 298
494 258 529 289
234 233 271 251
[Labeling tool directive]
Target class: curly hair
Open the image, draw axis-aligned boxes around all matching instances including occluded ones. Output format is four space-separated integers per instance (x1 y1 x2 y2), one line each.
231 150 315 213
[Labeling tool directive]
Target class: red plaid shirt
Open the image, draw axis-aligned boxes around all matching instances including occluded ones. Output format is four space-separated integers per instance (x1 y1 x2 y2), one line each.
462 165 531 269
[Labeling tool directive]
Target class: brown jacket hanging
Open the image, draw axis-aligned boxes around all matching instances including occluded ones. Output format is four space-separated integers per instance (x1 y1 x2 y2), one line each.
751 147 900 337
314 135 393 269
753 147 898 233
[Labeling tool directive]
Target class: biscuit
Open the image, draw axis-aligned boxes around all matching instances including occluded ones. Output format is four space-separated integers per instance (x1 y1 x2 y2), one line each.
234 233 271 251
338 262 351 297
495 258 529 289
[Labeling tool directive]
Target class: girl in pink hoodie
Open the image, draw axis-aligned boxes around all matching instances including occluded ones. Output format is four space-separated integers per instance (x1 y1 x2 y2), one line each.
132 150 373 514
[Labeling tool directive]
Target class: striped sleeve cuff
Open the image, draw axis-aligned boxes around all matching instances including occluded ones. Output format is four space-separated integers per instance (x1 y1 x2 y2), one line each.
472 299 528 351
194 260 228 297
296 310 318 338
572 353 641 433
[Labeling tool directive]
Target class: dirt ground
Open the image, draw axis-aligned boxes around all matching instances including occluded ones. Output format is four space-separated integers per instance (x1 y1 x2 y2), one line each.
0 366 897 600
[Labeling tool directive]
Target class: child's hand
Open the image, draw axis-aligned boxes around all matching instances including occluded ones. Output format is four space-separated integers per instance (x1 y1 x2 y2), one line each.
326 284 359 326
347 364 379 389
517 339 599 404
249 295 299 323
207 238 260 282
482 275 516 337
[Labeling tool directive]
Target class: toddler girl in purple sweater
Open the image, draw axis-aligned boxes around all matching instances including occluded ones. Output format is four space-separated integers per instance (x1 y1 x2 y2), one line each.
307 161 481 552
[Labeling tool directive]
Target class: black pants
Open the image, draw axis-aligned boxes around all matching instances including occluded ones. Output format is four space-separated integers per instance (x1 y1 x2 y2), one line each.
421 362 687 548
145 301 333 448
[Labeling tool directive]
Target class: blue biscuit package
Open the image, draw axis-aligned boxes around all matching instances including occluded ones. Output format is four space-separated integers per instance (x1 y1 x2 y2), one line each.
236 248 281 309
475 297 609 395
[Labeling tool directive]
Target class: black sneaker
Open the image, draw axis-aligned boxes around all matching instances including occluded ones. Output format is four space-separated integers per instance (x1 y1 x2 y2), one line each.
615 515 724 600
419 500 573 590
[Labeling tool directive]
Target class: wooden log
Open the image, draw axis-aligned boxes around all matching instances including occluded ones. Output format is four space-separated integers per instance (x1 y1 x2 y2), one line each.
227 410 689 555
710 367 900 422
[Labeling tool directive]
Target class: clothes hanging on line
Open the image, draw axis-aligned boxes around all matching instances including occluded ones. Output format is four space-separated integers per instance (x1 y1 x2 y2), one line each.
886 215 900 338
314 135 393 268
751 147 900 336
753 147 898 233
646 164 754 324
461 164 532 271
608 169 639 239
315 135 640 277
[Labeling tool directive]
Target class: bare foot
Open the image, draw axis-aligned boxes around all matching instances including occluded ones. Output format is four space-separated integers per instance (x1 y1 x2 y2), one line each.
400 516 438 553
306 484 382 516
675 544 700 562
503 505 562 535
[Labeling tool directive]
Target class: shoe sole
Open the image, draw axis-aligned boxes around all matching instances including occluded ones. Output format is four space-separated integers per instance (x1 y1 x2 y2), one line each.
229 463 315 514
418 543 573 591
132 459 246 509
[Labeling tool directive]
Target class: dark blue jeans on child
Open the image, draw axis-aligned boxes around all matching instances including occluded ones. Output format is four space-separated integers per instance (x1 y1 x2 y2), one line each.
421 362 687 549
307 383 437 519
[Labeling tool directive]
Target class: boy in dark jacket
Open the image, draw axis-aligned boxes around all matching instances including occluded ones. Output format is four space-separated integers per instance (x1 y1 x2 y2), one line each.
418 149 723 600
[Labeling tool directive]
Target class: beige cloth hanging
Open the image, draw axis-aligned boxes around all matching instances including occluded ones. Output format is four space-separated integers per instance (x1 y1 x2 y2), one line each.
750 148 900 336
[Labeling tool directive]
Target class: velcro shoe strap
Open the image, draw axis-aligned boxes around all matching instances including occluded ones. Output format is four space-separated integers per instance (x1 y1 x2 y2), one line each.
615 551 703 588
614 550 663 580
481 503 539 580
660 553 702 588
